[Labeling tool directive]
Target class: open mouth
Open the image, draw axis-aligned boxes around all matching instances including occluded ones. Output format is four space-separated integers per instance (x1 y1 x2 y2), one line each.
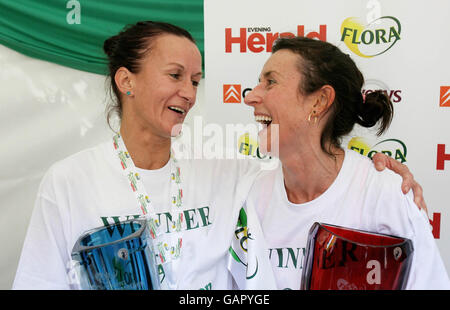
168 106 186 115
255 115 272 126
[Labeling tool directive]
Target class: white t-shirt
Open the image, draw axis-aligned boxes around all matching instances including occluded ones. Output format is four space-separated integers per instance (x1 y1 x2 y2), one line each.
245 149 450 290
13 139 261 290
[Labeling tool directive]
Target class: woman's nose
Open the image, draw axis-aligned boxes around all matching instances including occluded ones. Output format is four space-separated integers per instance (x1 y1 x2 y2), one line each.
179 80 196 106
244 85 262 106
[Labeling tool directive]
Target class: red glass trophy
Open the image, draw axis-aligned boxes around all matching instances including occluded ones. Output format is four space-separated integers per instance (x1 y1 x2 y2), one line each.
301 223 413 290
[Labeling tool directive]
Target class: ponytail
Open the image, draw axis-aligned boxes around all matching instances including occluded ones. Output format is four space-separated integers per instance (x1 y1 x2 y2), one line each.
356 91 393 136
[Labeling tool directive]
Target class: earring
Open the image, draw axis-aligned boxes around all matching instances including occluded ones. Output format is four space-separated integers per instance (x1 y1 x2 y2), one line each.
126 91 131 96
308 110 317 122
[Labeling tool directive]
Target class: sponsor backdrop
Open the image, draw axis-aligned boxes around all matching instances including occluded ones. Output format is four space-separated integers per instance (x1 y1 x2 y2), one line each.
204 0 450 274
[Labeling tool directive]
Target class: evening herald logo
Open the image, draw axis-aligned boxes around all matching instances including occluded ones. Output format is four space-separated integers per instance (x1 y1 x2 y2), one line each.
341 16 401 58
440 86 450 107
225 25 327 53
223 84 241 103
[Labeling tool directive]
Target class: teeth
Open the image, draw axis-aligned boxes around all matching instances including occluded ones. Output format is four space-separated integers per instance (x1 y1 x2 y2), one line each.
169 106 186 114
255 115 272 124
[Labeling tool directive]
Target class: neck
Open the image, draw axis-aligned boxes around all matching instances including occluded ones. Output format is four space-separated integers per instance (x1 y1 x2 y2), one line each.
119 120 171 170
281 145 344 204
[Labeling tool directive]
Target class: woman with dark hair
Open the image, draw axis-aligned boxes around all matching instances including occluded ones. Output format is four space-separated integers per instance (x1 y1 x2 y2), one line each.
13 21 423 290
241 37 449 289
13 21 262 290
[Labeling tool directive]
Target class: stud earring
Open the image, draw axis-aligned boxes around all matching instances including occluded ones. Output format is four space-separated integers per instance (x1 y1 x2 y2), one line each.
126 91 131 96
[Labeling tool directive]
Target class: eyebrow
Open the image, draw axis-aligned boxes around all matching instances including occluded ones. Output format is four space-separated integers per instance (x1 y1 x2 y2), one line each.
167 63 203 77
259 70 278 82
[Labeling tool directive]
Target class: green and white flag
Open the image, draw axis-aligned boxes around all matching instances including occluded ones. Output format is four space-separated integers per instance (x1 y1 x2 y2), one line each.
228 205 277 289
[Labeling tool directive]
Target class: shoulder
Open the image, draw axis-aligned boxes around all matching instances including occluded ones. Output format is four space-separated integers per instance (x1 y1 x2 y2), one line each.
51 141 111 174
39 141 113 194
349 151 421 231
344 150 426 237
342 150 408 217
344 149 403 193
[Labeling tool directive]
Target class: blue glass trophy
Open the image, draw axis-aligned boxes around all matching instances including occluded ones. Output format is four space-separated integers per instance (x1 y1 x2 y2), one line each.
71 218 160 290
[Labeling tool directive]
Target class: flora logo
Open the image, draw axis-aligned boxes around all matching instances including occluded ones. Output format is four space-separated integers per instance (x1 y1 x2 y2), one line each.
348 137 407 163
440 86 450 107
237 133 272 160
223 84 241 103
341 16 401 58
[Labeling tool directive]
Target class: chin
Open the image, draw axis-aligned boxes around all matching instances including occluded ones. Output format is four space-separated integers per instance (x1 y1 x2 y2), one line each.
169 123 184 137
257 133 271 155
258 127 280 157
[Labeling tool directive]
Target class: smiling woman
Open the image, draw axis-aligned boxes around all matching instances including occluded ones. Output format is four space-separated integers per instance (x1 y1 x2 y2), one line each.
242 36 449 290
12 20 267 290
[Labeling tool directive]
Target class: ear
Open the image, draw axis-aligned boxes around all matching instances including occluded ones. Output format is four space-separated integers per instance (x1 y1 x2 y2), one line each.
114 67 134 96
312 85 335 116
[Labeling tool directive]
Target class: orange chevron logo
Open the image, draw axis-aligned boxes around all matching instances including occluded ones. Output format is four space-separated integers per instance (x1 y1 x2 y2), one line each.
440 86 450 107
223 84 241 103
